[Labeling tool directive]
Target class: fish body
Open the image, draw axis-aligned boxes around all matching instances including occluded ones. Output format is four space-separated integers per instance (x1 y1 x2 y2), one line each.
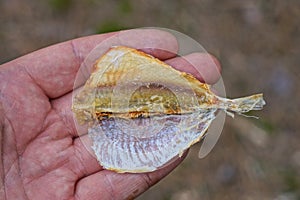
72 46 265 173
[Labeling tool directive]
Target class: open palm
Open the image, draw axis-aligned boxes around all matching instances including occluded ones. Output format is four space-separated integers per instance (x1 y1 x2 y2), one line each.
0 29 220 200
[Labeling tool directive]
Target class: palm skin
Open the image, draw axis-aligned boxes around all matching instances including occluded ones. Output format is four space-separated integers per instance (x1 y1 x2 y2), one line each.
0 30 220 200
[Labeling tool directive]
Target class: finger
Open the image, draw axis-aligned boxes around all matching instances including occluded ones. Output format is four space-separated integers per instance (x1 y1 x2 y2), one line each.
74 152 188 200
117 29 178 59
2 29 178 99
67 135 104 179
165 53 222 84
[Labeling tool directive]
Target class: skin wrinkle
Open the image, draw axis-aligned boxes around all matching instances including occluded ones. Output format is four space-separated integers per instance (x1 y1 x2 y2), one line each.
7 96 31 200
0 156 3 198
48 40 82 100
73 177 83 200
5 159 29 200
51 91 88 139
72 186 78 200
18 157 30 200
0 105 6 199
2 113 18 176
2 114 29 200
71 135 104 179
103 173 115 200
70 39 84 68
0 74 20 130
41 110 70 140
21 157 49 185
72 171 84 200
21 134 73 185
1 66 51 156
18 106 53 158
20 114 73 185
22 149 76 199
141 173 152 188
71 143 90 178
122 173 153 199
23 63 48 97
19 114 51 190
51 101 74 138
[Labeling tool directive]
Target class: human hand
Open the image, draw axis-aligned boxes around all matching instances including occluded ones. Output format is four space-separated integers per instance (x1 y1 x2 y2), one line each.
0 29 221 200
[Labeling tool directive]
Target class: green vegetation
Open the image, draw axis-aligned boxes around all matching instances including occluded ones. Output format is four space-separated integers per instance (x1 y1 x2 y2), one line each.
254 118 276 135
119 0 133 14
95 21 127 34
280 168 300 194
281 169 300 200
48 0 73 11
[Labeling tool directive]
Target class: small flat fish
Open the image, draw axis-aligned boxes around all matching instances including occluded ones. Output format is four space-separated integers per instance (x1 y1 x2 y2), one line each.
72 46 266 173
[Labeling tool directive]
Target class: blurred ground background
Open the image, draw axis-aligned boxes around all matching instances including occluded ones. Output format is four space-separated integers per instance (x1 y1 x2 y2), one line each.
1 0 299 199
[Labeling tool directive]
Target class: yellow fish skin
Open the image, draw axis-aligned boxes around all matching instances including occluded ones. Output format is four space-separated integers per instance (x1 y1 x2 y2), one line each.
72 46 266 173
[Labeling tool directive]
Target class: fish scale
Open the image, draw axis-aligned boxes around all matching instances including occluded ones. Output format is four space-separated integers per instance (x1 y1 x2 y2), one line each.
88 112 215 172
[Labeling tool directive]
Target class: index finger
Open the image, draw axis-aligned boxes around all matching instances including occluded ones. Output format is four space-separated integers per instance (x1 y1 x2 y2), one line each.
2 29 178 98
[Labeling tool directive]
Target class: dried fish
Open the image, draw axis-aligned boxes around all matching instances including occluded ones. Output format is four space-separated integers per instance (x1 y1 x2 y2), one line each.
72 46 265 173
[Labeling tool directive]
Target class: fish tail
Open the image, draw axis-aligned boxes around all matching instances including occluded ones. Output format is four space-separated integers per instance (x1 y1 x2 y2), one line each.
217 93 266 116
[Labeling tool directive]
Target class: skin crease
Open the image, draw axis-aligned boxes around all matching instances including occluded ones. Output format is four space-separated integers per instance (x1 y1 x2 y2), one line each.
0 29 221 200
